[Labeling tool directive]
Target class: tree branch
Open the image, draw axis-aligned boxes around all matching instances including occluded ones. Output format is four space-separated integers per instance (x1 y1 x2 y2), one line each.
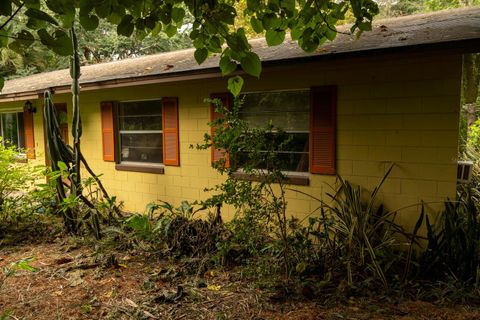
314 0 352 36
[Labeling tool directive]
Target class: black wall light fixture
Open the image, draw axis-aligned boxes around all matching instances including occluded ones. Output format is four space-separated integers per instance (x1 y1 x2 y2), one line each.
25 100 36 113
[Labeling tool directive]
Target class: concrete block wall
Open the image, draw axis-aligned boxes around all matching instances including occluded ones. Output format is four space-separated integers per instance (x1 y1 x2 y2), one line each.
22 51 462 227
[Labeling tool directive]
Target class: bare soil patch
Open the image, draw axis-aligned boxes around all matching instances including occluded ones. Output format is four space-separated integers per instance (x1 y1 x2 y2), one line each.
1 240 479 320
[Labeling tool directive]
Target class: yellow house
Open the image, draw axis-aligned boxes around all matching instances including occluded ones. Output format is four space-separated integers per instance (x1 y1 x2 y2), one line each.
0 8 479 228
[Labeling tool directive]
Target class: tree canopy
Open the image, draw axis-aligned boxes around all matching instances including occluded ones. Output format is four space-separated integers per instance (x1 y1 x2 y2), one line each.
0 0 380 89
0 13 192 80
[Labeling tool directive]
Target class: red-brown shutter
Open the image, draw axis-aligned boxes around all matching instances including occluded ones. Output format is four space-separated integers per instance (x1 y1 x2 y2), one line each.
210 92 231 167
162 97 179 166
23 107 35 159
100 101 115 162
310 86 337 175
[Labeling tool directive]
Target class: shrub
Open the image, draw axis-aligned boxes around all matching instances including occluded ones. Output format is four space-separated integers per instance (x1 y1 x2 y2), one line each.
313 171 409 289
0 140 35 207
421 188 480 285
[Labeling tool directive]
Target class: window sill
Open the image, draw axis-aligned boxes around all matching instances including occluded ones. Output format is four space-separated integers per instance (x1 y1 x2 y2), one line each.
14 153 27 163
115 162 165 174
232 170 309 186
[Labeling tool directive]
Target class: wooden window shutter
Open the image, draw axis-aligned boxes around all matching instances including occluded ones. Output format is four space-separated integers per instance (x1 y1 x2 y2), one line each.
23 108 35 159
100 101 115 162
162 97 180 166
310 86 337 175
210 92 231 167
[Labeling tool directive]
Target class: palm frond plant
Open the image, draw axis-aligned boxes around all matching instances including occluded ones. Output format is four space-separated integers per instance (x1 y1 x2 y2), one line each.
303 166 413 289
421 189 480 285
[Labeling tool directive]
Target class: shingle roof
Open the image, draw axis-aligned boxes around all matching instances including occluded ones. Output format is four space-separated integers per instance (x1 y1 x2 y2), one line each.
1 7 479 101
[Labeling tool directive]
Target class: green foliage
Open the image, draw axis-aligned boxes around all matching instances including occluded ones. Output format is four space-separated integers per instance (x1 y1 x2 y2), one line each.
0 0 379 84
1 257 38 290
227 76 244 97
313 170 408 289
124 214 154 241
197 96 325 279
0 140 37 208
41 28 121 238
1 11 192 80
467 118 480 151
376 0 480 18
421 190 480 285
106 200 224 261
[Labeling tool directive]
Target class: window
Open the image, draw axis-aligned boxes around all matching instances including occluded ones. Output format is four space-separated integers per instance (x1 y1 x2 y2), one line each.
0 112 25 150
211 86 336 177
237 90 310 172
117 100 163 164
100 98 179 173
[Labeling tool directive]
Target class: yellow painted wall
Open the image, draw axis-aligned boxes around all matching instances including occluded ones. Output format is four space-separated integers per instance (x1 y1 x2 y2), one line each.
5 52 462 229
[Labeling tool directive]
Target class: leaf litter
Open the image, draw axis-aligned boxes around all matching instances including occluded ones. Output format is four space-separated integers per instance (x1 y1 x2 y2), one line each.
0 239 480 319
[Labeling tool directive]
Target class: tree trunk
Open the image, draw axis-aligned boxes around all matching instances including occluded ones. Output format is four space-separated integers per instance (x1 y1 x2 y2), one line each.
463 53 480 132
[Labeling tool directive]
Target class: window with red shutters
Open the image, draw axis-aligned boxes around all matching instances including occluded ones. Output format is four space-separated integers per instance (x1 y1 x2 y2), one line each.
100 98 179 171
219 86 336 179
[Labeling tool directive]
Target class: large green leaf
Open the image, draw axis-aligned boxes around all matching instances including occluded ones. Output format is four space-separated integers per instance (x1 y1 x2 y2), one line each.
117 14 134 37
145 15 156 30
290 25 303 41
214 4 236 25
250 17 264 34
219 55 237 75
24 0 41 10
171 7 185 23
325 27 337 41
79 13 99 31
265 29 285 46
8 30 35 54
0 1 12 16
227 76 244 97
37 29 73 56
194 47 208 65
0 29 8 47
151 23 162 36
58 10 75 28
25 8 59 26
45 0 75 15
160 5 172 25
262 13 280 30
95 0 115 18
164 24 177 37
206 36 222 53
240 51 261 78
246 0 260 10
79 0 93 14
298 28 319 52
280 0 295 15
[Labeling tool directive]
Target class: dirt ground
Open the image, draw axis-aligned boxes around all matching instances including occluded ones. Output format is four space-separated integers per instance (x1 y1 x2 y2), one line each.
1 240 480 320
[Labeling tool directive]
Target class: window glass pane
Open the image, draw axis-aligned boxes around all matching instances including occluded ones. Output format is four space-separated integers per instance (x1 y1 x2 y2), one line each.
236 133 309 172
118 100 162 130
1 113 19 147
118 100 163 165
120 133 163 163
17 112 25 149
238 91 309 172
120 115 163 131
240 91 309 131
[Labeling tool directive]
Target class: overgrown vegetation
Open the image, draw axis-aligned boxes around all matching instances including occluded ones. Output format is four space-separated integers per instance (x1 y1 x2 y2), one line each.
0 3 479 317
